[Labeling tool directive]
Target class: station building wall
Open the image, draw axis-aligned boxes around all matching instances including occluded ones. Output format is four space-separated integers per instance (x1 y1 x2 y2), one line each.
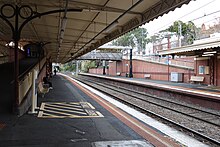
89 56 220 86
195 55 220 86
89 59 194 83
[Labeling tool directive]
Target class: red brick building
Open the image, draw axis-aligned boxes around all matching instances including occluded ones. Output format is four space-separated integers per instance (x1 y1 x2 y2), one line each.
89 58 194 83
159 39 220 86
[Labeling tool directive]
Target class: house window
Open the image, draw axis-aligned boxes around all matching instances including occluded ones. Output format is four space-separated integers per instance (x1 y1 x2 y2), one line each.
199 66 205 74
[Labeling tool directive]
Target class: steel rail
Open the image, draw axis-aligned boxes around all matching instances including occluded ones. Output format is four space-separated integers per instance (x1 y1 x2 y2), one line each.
72 76 220 146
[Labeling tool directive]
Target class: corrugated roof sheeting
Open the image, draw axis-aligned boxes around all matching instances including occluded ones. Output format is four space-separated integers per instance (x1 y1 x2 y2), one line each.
159 40 220 56
0 0 191 63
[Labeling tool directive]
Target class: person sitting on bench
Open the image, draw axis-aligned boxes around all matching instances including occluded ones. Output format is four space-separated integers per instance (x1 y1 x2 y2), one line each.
43 74 53 89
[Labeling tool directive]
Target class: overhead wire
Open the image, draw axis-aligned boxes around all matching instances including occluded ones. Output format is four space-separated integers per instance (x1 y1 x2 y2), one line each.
149 0 217 35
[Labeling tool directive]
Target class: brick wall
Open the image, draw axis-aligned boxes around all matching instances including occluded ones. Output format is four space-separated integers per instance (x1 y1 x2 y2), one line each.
88 56 220 86
89 59 194 83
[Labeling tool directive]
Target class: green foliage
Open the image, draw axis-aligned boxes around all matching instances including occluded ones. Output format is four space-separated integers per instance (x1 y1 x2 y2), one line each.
62 63 76 72
166 20 197 44
81 60 97 72
112 27 148 52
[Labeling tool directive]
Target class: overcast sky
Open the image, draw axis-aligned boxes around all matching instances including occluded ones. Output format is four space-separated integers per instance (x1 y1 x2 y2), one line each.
143 0 220 36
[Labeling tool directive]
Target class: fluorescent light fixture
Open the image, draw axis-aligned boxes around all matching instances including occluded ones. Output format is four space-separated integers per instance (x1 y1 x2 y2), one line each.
202 54 214 56
105 21 118 33
61 17 67 30
203 51 217 54
59 38 63 44
59 17 67 45
60 30 64 39
83 9 99 13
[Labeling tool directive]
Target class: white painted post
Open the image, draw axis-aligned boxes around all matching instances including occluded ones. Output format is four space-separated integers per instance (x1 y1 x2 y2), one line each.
29 69 38 114
34 69 39 110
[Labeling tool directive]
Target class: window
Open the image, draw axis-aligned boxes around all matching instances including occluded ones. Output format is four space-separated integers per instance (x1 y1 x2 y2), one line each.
199 66 209 75
199 66 205 74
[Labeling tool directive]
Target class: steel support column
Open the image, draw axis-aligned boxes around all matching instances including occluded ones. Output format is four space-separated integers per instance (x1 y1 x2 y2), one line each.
0 4 82 113
129 48 133 78
210 56 214 85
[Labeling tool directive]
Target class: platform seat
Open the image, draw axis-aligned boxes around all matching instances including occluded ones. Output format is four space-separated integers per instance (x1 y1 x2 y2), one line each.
190 76 204 84
116 72 121 76
144 74 151 79
38 82 50 97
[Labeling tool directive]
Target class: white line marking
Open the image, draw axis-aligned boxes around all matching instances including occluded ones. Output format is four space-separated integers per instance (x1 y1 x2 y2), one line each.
37 111 44 117
46 103 84 111
54 102 82 108
85 102 95 109
44 105 87 115
41 108 78 117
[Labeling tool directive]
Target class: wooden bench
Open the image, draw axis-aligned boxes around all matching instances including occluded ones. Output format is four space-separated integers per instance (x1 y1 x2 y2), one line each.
116 72 121 76
144 74 151 79
38 82 50 97
190 76 204 84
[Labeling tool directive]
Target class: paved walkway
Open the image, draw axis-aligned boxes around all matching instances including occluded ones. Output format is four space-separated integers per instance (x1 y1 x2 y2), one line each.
0 74 146 147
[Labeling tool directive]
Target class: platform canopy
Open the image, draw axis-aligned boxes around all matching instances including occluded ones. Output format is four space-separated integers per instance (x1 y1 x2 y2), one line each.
158 39 220 56
0 0 191 63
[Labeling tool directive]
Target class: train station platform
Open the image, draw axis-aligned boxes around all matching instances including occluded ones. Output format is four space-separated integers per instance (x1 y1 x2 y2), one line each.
0 58 39 113
0 73 209 147
81 73 220 98
79 73 220 110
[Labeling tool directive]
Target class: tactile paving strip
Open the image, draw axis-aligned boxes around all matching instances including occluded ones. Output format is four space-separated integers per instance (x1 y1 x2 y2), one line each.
38 102 104 118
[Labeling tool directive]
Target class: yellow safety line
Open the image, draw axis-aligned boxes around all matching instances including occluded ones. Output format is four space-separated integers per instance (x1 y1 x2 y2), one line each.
37 111 44 117
47 102 80 105
83 102 95 109
40 103 45 110
95 111 104 117
39 110 103 118
46 103 84 111
84 109 98 116
39 109 103 118
41 108 79 117
39 102 103 118
42 112 63 118
44 105 87 115
54 102 82 108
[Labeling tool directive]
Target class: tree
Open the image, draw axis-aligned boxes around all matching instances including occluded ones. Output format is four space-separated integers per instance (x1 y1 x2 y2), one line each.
81 60 97 72
166 20 197 44
112 27 149 53
62 62 76 72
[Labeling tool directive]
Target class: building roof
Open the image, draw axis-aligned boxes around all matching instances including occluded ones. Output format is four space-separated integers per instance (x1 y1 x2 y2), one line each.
158 39 220 56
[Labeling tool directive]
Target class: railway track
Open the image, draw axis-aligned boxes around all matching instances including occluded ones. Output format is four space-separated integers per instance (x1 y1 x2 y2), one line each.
73 75 220 146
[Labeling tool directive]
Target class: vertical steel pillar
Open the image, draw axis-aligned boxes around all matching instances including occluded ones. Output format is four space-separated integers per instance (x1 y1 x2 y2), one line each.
0 4 83 113
103 60 106 75
210 56 214 85
13 5 20 112
167 55 170 81
129 48 133 78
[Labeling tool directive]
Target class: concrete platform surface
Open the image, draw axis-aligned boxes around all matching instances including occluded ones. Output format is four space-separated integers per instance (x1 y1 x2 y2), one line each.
0 75 147 147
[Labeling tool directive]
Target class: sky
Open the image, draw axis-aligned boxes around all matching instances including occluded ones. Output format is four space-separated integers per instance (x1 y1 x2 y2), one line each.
143 0 220 36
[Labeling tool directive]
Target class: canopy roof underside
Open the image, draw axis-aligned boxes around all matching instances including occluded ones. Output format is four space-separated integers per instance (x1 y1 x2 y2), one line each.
0 0 191 63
